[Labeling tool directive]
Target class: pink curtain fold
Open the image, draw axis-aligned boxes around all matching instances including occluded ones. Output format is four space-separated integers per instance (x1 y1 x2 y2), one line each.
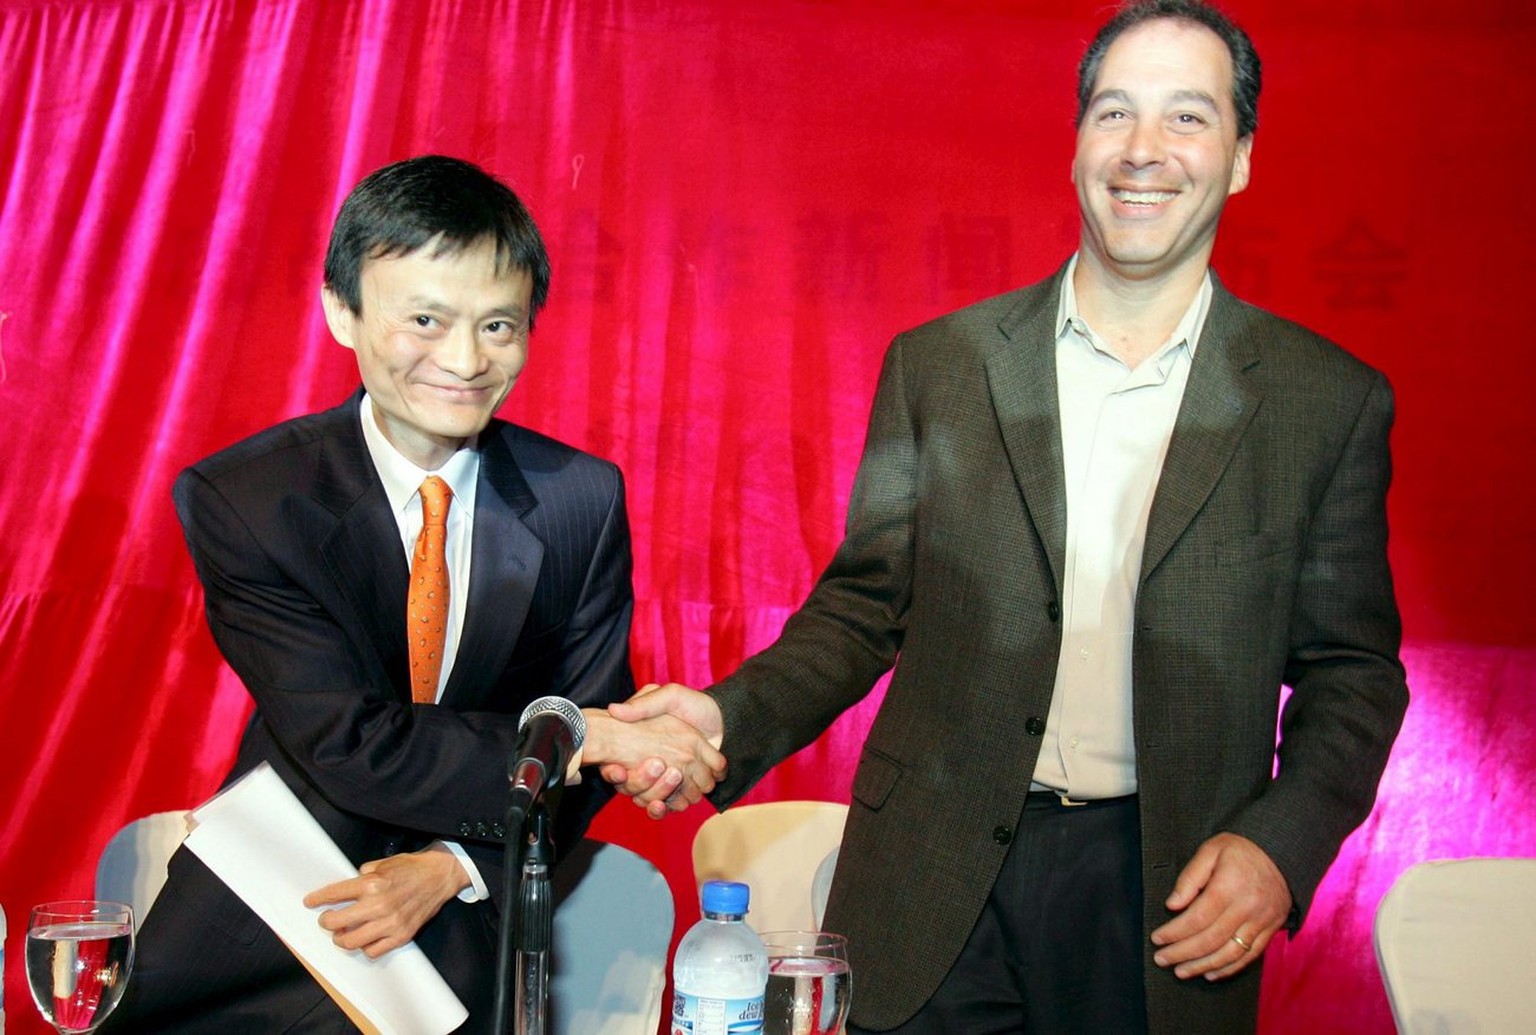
3 1 1534 1031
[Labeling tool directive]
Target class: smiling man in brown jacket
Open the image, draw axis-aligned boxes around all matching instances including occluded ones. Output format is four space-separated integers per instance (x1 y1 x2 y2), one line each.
608 2 1408 1031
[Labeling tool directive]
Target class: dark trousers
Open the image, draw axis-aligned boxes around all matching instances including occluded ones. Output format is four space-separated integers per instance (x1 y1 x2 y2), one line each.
851 794 1147 1034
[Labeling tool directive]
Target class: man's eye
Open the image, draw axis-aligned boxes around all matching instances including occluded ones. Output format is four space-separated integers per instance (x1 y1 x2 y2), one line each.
414 315 436 328
484 320 524 338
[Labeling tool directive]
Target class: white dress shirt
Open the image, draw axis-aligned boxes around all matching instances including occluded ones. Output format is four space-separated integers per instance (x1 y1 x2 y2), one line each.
359 394 488 900
1030 257 1212 800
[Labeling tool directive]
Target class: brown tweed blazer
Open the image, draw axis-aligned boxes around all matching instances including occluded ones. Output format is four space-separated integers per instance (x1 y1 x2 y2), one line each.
710 265 1407 1033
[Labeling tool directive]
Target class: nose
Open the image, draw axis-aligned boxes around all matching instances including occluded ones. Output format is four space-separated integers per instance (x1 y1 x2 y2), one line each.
1122 118 1166 168
435 324 488 379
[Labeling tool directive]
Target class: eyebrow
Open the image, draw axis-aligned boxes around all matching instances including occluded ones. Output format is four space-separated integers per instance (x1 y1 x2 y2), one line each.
401 297 455 313
1168 89 1221 112
480 304 529 321
1089 87 1222 113
400 297 528 320
1089 88 1133 109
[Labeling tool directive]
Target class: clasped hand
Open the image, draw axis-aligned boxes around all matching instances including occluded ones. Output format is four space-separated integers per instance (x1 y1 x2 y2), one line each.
300 685 727 953
588 682 726 819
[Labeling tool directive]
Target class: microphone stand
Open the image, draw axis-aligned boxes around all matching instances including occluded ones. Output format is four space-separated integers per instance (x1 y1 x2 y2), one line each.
515 806 554 1035
491 797 528 1035
492 784 564 1034
492 699 582 1035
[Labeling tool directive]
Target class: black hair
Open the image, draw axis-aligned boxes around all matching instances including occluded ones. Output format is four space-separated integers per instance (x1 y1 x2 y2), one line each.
1076 0 1261 139
323 155 551 327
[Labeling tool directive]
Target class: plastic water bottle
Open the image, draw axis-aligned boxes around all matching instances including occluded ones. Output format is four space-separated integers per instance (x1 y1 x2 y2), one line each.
671 880 768 1035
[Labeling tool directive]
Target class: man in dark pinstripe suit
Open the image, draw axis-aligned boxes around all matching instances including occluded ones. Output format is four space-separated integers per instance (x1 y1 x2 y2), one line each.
110 155 722 1033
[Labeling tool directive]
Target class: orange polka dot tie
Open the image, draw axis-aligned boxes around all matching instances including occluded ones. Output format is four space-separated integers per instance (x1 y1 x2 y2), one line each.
408 476 452 704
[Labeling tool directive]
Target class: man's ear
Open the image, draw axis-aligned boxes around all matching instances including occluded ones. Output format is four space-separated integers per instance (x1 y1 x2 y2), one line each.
1228 135 1253 197
321 286 357 350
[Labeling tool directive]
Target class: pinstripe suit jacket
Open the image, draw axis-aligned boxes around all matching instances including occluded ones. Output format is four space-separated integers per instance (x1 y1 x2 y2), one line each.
710 266 1407 1032
113 390 634 1032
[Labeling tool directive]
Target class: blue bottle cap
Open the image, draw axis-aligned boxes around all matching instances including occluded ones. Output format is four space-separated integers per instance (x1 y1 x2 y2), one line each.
701 880 750 916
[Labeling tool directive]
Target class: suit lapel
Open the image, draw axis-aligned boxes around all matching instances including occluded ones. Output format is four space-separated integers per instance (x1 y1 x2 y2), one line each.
442 426 544 708
1140 281 1262 581
313 398 414 702
987 271 1069 593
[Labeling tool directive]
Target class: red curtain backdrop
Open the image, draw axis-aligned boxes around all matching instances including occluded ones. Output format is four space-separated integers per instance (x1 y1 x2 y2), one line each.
2 1 1533 1031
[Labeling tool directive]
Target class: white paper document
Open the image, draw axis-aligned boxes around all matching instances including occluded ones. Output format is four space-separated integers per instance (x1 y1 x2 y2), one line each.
184 762 469 1035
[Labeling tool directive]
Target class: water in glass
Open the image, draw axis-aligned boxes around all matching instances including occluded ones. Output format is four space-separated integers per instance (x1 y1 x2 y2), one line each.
764 955 851 1035
26 902 134 1034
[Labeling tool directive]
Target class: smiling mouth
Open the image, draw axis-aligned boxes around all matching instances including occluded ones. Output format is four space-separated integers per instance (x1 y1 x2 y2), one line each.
423 380 494 391
1111 189 1178 206
421 384 495 402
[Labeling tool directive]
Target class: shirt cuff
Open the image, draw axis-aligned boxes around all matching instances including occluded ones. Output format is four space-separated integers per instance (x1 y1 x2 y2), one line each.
438 840 489 902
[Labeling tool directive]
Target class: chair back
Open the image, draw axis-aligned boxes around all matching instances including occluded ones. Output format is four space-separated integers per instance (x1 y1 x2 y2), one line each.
692 801 848 934
1374 856 1536 1033
551 839 673 1034
810 845 840 930
94 810 191 929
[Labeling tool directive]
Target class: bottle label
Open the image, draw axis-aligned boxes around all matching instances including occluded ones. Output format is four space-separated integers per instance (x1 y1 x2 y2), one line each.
671 990 764 1035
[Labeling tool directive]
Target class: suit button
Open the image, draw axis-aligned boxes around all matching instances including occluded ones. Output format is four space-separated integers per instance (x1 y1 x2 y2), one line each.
993 826 1012 846
474 821 489 838
1046 601 1061 621
457 822 473 838
381 838 403 857
491 823 507 840
1025 716 1046 736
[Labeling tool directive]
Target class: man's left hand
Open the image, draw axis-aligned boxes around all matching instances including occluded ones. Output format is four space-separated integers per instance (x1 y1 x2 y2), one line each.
303 845 469 958
1150 832 1291 981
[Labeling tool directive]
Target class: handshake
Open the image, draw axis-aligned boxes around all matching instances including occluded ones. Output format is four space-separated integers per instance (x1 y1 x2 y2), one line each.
581 683 727 820
303 683 726 959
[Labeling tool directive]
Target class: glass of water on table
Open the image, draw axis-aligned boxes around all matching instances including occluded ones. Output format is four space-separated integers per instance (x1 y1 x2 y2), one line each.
26 901 134 1034
760 931 850 1035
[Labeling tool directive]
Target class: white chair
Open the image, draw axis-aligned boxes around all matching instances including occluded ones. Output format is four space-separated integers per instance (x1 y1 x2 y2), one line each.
550 839 673 1035
692 801 848 934
1374 857 1536 1033
94 810 191 928
810 845 840 929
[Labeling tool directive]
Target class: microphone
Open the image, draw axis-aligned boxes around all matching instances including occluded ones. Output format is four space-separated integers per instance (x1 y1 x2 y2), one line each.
508 696 586 813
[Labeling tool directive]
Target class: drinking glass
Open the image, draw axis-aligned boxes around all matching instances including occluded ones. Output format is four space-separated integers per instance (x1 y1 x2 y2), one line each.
26 901 135 1034
760 930 851 1035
